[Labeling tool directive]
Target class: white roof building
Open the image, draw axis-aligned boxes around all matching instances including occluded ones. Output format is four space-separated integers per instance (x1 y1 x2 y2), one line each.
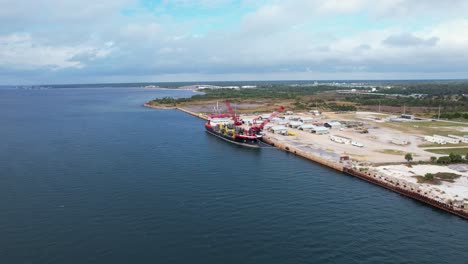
298 124 316 130
325 122 342 128
433 135 459 144
288 121 304 128
299 117 314 123
270 125 288 134
285 115 301 121
448 134 468 143
312 126 330 134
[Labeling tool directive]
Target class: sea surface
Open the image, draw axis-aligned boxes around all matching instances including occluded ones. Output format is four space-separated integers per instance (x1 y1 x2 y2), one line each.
0 87 467 264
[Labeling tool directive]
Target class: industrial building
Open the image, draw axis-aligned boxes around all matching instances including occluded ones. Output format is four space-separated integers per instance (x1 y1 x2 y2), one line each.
285 115 301 121
324 122 342 129
424 136 447 145
288 121 303 128
448 135 468 143
298 124 315 132
311 126 329 135
299 116 314 123
270 126 288 134
309 110 321 116
433 135 459 144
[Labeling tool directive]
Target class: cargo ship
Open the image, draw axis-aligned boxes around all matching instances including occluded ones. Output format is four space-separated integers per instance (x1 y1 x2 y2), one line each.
205 118 261 148
204 100 284 148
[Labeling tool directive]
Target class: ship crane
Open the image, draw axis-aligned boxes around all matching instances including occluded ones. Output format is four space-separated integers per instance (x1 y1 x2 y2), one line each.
251 105 285 132
225 99 243 126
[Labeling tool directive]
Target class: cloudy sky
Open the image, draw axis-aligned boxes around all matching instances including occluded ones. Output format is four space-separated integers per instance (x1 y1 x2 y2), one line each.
1 0 468 84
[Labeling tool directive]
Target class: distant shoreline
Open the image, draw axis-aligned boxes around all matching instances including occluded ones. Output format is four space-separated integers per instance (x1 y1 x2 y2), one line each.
143 103 176 109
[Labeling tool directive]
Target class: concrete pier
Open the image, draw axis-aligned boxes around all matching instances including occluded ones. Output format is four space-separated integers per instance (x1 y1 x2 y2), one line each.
176 107 208 120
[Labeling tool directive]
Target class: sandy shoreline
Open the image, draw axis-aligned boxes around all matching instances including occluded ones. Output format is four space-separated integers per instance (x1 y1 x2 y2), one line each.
143 103 176 110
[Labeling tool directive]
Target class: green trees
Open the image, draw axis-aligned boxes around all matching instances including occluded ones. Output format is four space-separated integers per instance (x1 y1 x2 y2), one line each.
449 153 463 163
430 156 437 163
424 173 434 180
436 154 464 164
437 156 451 164
405 153 413 164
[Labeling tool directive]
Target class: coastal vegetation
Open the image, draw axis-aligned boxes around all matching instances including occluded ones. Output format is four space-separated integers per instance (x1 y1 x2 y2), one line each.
405 153 413 164
431 152 467 164
415 172 461 184
147 80 468 117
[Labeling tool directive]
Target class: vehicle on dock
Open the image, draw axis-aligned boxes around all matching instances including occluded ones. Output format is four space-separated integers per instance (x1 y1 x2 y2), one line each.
352 141 364 148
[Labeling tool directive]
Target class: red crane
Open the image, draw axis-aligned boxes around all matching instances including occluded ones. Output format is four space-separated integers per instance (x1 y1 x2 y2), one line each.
251 105 285 132
225 99 243 125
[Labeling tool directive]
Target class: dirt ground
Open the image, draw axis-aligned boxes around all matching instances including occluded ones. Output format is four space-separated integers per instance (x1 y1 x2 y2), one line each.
256 111 468 163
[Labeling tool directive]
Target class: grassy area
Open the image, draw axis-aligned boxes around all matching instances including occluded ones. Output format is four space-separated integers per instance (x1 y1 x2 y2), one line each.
434 172 461 181
414 176 441 184
378 149 407 155
424 148 468 155
413 172 460 184
377 149 418 156
378 120 468 136
418 142 468 148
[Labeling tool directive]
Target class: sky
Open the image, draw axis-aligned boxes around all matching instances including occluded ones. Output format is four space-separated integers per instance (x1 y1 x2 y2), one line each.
1 0 468 84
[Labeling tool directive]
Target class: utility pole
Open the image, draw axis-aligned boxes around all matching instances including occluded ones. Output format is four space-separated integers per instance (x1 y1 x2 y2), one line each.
378 100 381 113
438 105 441 120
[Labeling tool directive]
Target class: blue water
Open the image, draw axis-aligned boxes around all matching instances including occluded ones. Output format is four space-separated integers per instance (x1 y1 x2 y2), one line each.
0 87 467 264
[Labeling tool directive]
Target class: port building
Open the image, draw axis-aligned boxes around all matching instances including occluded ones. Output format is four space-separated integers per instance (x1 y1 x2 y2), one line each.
433 135 459 144
298 124 315 132
287 121 303 128
424 136 446 145
448 135 468 143
270 126 288 134
299 117 314 123
311 126 330 135
324 122 343 129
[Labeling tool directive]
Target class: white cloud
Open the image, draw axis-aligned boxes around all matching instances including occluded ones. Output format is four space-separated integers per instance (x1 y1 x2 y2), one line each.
0 33 114 69
1 0 468 83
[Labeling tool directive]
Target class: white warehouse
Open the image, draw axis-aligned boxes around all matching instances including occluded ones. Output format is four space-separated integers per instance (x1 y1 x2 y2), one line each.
448 135 468 143
433 135 459 144
424 136 446 145
298 124 316 132
270 126 288 134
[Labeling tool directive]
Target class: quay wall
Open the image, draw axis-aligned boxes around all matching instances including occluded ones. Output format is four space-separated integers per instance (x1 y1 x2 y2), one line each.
262 136 344 172
343 168 468 220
